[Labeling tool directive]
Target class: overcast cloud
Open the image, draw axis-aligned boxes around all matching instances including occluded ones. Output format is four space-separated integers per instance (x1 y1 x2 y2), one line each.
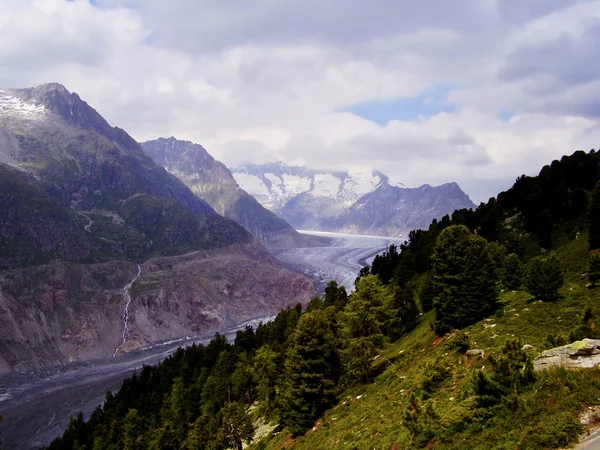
1 0 599 202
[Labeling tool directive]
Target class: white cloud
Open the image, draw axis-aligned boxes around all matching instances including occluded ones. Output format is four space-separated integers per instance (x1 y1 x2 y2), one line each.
1 0 600 203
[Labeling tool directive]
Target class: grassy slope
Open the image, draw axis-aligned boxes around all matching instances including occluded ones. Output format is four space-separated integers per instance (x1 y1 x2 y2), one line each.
258 235 600 449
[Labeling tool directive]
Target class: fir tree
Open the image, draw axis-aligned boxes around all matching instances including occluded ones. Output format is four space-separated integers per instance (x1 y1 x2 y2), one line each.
525 254 564 301
503 253 524 290
431 225 499 335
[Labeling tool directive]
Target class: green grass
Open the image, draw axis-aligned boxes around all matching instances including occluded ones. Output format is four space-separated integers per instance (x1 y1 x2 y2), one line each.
255 236 600 449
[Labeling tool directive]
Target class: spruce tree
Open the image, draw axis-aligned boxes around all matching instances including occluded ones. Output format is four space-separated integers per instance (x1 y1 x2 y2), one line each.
253 345 279 415
589 181 600 250
503 253 524 290
431 225 499 335
525 254 564 301
281 309 340 436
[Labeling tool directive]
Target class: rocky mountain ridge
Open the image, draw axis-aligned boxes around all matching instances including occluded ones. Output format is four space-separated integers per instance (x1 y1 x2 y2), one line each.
142 138 321 249
0 83 315 371
232 162 475 237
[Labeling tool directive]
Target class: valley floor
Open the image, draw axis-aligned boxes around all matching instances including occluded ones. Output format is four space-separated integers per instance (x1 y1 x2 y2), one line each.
275 230 404 292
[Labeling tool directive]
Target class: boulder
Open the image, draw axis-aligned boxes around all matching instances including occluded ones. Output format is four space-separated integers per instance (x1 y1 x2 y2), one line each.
466 349 485 358
534 339 600 371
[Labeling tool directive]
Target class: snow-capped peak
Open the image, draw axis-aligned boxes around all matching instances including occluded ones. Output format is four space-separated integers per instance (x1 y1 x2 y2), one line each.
0 90 47 120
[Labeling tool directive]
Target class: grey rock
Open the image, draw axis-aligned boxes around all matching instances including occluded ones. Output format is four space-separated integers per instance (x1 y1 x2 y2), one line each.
466 349 485 358
534 339 600 370
522 344 535 350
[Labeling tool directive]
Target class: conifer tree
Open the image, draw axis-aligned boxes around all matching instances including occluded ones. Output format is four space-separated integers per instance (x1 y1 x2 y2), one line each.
281 309 340 436
253 345 280 415
419 273 435 313
503 253 524 290
340 274 396 382
589 251 600 287
390 283 419 340
432 225 499 335
525 254 564 301
219 402 254 450
589 181 600 250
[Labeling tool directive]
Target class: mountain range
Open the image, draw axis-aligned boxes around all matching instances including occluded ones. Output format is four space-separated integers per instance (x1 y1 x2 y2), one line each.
141 138 320 249
0 84 314 371
232 162 476 237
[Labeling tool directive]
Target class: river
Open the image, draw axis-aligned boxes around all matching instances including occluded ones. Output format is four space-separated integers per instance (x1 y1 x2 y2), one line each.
0 231 403 449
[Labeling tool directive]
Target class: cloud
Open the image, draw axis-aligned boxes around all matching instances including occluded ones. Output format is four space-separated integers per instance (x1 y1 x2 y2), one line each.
1 0 600 203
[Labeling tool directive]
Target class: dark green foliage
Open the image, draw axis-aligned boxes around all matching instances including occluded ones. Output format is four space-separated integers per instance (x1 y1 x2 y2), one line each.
390 284 419 340
219 402 254 450
371 245 401 284
525 254 564 301
419 273 435 313
448 330 470 353
589 181 600 250
473 339 536 408
431 225 500 335
569 306 597 342
281 309 340 436
340 275 395 382
503 253 524 290
323 281 348 309
589 251 600 287
517 412 583 449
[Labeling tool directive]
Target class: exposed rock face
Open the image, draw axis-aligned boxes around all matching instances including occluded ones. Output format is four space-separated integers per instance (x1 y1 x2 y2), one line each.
534 339 600 370
142 138 319 249
0 84 316 370
232 162 475 237
0 243 314 373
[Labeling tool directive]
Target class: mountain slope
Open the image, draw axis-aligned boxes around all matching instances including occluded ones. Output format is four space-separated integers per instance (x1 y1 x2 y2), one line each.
142 138 319 249
232 162 475 236
0 84 315 370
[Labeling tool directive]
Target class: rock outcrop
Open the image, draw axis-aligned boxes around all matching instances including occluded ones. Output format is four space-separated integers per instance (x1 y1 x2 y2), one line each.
534 339 600 370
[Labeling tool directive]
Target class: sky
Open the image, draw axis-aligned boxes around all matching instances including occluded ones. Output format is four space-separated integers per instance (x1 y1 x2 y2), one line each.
1 0 600 203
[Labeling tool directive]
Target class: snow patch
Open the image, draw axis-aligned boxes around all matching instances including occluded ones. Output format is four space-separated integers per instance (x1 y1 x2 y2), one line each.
311 173 341 198
232 173 270 197
0 93 46 119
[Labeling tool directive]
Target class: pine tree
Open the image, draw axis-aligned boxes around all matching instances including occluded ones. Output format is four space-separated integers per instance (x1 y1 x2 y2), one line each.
432 225 499 335
525 254 564 301
219 402 254 450
589 181 600 250
339 274 396 382
589 251 600 287
281 309 340 436
503 253 524 290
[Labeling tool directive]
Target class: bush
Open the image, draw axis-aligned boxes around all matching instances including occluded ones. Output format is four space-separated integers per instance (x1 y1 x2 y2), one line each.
503 253 524 290
525 254 564 301
518 412 583 449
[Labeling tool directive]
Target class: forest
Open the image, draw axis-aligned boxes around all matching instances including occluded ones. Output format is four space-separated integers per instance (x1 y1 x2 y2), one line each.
43 149 600 450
